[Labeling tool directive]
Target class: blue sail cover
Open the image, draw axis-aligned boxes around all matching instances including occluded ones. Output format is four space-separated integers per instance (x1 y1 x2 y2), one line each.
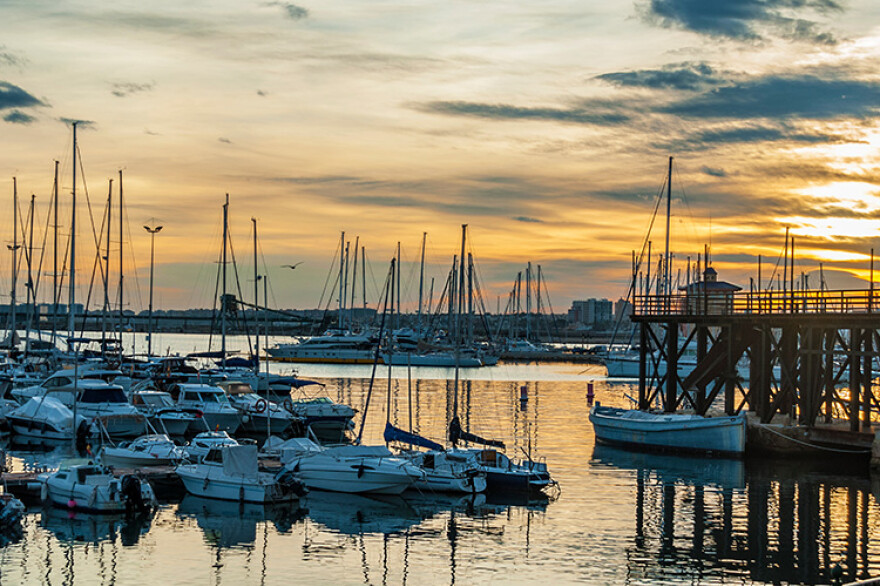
383 422 444 451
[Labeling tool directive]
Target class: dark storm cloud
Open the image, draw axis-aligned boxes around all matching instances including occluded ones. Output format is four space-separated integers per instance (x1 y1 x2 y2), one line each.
267 2 309 20
663 76 880 120
642 0 842 43
3 110 36 124
111 82 154 97
417 101 630 126
0 81 44 110
595 62 726 91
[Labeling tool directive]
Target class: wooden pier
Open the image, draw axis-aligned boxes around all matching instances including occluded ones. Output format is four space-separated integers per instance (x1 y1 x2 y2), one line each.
632 286 880 457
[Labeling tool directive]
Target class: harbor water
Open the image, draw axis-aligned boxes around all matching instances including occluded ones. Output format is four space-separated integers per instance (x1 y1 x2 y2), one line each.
2 333 880 584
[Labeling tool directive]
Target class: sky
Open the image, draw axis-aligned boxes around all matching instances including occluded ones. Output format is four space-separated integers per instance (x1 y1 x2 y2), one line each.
2 0 880 314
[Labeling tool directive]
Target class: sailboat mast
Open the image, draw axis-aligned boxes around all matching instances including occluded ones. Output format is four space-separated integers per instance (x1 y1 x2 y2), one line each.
337 231 345 329
526 262 532 341
452 224 467 415
52 160 59 344
118 170 124 351
10 179 18 344
252 217 259 374
68 121 77 342
25 193 35 356
221 194 228 367
350 236 359 330
664 156 673 300
102 179 112 355
417 232 426 335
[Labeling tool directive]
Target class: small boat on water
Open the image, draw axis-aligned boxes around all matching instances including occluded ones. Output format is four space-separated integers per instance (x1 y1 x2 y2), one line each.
176 444 306 503
7 397 92 441
589 403 747 457
98 434 187 467
40 460 157 513
183 430 241 462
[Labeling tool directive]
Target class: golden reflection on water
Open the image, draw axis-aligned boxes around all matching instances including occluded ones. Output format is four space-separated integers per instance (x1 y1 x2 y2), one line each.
2 344 880 584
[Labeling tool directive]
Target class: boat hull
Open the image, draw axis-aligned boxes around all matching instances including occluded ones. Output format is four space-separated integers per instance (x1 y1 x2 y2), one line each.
589 405 746 457
176 466 299 503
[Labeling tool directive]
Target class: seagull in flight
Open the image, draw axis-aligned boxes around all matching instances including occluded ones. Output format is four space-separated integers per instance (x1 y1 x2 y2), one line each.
282 262 303 270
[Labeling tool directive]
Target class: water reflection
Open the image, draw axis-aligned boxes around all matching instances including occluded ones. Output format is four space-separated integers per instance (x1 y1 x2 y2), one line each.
40 506 154 547
591 445 880 584
176 495 305 548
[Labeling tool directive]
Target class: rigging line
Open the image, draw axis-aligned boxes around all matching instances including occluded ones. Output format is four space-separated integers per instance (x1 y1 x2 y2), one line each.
122 192 145 312
671 163 703 257
315 243 339 314
207 225 223 353
33 178 57 305
226 229 254 357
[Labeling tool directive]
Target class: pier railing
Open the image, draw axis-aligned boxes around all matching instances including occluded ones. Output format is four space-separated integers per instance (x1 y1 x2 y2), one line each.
633 289 880 317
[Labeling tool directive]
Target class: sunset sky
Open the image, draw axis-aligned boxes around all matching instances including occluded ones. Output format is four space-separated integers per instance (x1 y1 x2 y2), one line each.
2 0 880 314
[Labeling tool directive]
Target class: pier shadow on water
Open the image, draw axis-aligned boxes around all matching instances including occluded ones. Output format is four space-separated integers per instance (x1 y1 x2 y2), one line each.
590 445 880 585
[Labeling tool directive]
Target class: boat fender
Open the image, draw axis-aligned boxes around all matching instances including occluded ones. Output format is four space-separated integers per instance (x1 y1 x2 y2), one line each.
283 398 294 414
255 399 267 413
68 499 77 509
586 382 595 406
40 482 48 502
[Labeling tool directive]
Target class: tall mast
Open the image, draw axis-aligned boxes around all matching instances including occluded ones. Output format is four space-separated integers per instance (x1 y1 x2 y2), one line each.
526 262 532 341
342 242 350 329
350 236 359 330
52 160 59 344
221 194 228 367
361 246 367 317
664 156 673 300
395 241 401 331
9 179 18 345
452 225 467 417
467 253 474 346
68 122 77 342
417 232 426 335
118 170 124 351
252 217 259 374
24 193 35 356
337 231 344 329
102 179 112 355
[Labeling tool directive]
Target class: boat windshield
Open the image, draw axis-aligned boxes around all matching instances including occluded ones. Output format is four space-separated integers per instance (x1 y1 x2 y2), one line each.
80 387 128 404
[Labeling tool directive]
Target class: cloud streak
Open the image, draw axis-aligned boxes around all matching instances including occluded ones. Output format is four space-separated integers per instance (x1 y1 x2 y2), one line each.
111 81 154 97
642 0 842 43
0 81 45 110
596 62 727 91
417 100 630 126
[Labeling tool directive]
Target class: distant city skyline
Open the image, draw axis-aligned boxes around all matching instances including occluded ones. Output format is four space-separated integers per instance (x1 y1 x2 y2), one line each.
2 1 880 313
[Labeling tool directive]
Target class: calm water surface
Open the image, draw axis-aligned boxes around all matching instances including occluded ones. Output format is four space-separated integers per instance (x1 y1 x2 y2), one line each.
2 333 880 585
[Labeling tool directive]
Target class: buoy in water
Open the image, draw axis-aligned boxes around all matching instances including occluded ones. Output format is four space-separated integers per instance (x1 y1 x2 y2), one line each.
586 382 595 406
519 385 528 402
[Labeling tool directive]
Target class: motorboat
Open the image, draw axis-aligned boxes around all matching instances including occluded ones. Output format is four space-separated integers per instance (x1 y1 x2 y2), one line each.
175 444 306 503
98 434 187 467
129 388 198 436
40 459 157 513
184 430 240 462
169 383 242 434
280 439 423 495
281 392 356 442
588 402 747 457
6 396 91 440
266 329 377 364
12 375 147 438
219 381 295 435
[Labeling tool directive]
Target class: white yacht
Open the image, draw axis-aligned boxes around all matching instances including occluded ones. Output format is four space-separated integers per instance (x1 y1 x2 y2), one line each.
129 388 198 436
267 329 377 364
6 396 90 440
280 439 423 495
169 383 242 434
40 460 157 513
176 444 306 503
219 381 295 435
98 434 188 467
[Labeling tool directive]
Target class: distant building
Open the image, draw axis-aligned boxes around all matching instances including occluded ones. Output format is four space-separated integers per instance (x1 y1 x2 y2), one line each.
614 298 632 322
568 298 613 329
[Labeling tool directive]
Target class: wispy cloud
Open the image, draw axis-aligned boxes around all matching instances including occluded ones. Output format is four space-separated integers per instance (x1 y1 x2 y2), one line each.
596 62 727 91
642 0 842 43
0 46 26 68
3 110 36 124
266 2 309 20
514 216 543 223
663 76 880 120
700 166 727 177
416 100 630 126
218 137 232 144
111 81 154 97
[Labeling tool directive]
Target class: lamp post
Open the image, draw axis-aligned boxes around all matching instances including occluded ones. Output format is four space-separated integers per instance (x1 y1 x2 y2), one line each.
143 223 163 357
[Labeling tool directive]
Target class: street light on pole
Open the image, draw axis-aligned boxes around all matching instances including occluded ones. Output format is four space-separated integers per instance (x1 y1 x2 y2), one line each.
143 223 163 357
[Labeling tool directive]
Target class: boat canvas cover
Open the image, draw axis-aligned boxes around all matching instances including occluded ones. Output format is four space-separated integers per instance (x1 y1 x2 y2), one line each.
328 444 393 458
448 416 505 449
222 444 259 478
383 422 444 451
12 396 74 424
